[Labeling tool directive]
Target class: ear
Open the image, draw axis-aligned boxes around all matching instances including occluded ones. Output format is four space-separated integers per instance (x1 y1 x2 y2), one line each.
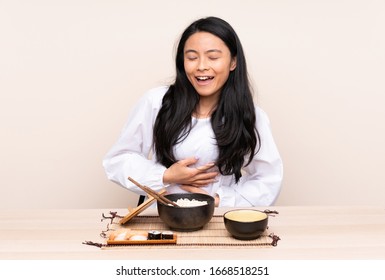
230 56 237 71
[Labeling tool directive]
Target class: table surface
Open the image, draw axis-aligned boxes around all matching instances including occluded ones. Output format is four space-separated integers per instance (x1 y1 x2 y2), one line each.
1 206 384 260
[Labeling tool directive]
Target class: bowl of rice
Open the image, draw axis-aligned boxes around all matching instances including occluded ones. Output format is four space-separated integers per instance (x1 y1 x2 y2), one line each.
157 193 215 232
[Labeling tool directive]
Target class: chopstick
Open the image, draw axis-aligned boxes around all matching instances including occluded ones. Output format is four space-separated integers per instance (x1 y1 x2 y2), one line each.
127 177 180 207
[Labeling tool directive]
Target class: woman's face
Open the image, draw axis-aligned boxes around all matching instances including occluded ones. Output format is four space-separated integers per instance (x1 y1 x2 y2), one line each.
183 31 236 101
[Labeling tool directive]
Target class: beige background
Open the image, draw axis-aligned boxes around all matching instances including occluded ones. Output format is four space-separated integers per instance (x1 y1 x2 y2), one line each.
1 0 384 209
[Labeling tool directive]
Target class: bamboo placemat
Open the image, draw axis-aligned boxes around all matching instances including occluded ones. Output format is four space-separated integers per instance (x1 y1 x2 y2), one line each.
97 215 280 249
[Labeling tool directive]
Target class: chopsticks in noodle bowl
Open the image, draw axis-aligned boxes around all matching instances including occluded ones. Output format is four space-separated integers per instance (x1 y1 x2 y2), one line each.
128 177 180 207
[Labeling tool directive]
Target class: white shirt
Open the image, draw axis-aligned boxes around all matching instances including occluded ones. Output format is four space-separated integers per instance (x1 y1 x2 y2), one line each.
103 86 283 207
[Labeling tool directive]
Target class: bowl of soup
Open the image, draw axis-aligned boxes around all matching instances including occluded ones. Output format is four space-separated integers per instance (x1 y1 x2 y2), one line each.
223 209 268 240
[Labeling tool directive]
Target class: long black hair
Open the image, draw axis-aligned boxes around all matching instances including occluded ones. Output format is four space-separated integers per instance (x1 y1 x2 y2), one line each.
153 16 260 182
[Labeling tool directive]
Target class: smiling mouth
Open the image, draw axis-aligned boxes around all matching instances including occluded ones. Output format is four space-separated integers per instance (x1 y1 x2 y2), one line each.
196 76 214 81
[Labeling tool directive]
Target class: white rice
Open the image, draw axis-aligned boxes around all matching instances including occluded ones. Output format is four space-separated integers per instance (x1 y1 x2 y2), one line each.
174 198 208 207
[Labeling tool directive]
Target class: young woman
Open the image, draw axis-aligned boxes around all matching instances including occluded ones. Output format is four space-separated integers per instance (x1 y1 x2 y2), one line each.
103 17 283 207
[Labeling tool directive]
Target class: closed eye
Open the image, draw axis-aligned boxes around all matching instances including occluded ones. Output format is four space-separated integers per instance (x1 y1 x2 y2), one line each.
186 56 198 61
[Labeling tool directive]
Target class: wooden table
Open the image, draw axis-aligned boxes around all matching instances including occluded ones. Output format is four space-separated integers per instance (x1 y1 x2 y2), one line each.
1 206 384 260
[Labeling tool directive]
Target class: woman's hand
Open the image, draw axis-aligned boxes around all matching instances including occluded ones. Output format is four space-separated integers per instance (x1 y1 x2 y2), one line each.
163 157 218 187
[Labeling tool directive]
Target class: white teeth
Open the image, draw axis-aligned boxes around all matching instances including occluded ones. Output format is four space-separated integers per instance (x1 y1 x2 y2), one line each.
196 76 212 81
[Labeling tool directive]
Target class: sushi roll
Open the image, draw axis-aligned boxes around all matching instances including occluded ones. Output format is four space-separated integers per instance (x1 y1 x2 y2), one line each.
148 230 161 240
161 231 174 240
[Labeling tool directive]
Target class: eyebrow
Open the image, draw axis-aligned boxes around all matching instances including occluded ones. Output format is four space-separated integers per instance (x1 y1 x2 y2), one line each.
184 49 223 54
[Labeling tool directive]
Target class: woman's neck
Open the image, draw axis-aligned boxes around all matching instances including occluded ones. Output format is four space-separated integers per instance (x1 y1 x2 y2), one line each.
193 97 218 119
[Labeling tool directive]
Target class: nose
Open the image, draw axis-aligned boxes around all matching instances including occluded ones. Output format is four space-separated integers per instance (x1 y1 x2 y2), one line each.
197 58 209 71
